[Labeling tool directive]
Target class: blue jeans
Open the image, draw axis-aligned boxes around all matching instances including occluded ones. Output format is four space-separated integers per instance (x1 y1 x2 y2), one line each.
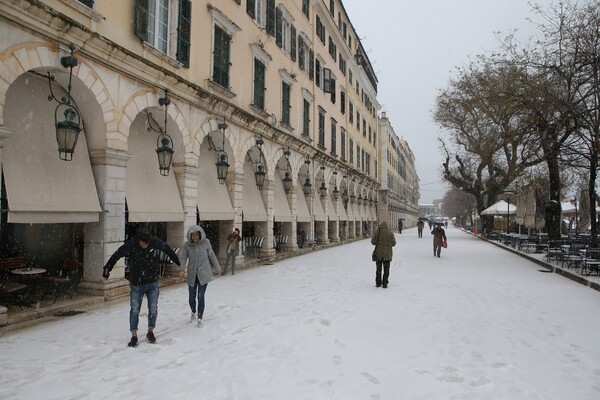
189 277 208 319
129 281 159 333
223 251 235 275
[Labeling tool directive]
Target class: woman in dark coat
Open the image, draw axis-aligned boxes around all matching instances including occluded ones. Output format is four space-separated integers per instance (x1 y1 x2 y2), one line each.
431 223 447 258
371 222 396 288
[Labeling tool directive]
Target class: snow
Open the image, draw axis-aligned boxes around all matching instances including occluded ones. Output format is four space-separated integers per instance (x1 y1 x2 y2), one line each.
1 227 600 400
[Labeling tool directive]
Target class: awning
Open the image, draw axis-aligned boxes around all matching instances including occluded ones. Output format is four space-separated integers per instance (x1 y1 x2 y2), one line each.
346 201 355 219
273 177 292 222
126 129 184 222
326 195 337 221
337 199 348 220
197 165 234 221
3 78 101 223
296 191 311 222
313 195 326 221
242 162 267 221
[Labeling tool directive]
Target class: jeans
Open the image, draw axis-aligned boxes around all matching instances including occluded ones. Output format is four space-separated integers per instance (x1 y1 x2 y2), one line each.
434 246 441 257
418 229 423 238
375 260 390 287
189 276 208 319
129 281 159 333
223 251 235 275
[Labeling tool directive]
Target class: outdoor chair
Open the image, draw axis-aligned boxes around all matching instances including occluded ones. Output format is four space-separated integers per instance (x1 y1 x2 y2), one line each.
41 259 82 304
582 248 600 276
560 243 586 270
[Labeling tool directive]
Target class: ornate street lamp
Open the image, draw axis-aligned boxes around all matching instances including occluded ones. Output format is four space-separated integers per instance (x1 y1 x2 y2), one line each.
302 156 312 195
280 148 293 193
208 119 229 184
145 91 175 176
47 44 82 161
319 182 327 198
248 138 266 189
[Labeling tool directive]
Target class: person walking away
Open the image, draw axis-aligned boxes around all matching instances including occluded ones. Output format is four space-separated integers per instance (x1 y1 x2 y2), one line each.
178 225 221 327
103 227 180 347
417 219 425 238
371 222 396 288
223 228 241 275
431 223 447 258
397 219 403 234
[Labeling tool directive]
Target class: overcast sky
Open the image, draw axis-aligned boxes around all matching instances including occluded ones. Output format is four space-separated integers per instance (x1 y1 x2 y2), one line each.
343 0 555 204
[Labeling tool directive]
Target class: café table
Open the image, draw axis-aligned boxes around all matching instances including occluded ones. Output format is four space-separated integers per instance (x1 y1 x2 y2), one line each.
10 267 47 307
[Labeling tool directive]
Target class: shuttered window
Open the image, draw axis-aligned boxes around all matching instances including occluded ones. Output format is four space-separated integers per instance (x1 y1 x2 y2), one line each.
281 82 291 125
213 25 231 88
176 0 191 67
253 58 266 109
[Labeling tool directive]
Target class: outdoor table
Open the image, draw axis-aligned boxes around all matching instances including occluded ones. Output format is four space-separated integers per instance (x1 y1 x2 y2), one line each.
10 268 47 306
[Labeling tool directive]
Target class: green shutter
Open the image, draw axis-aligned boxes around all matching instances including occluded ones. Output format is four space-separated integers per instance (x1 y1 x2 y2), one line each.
282 82 290 124
266 0 275 36
275 7 283 48
134 0 149 42
247 0 256 19
290 25 297 61
177 0 191 68
309 49 314 80
298 36 305 70
213 26 230 88
254 58 265 109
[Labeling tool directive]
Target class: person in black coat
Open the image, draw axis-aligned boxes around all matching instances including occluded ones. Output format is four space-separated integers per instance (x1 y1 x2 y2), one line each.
103 227 180 347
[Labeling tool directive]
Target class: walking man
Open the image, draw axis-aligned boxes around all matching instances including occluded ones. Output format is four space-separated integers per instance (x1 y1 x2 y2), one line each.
103 227 180 347
371 222 396 288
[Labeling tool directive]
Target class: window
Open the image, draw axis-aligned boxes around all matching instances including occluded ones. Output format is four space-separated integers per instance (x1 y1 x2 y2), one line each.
318 108 326 147
247 0 267 28
302 99 310 137
349 138 354 164
356 144 361 167
329 0 335 16
78 0 94 7
275 6 296 60
281 81 291 125
363 118 367 137
213 25 231 88
328 36 337 62
330 119 337 156
253 58 266 109
316 15 325 44
339 54 346 76
298 35 311 72
356 111 360 129
302 0 309 19
134 0 191 67
340 91 345 115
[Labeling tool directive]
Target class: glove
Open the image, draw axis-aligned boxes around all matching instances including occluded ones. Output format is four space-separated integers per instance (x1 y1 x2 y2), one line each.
102 268 110 279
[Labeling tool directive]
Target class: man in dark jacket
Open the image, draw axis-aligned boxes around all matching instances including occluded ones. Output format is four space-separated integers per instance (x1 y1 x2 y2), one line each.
371 222 396 288
103 227 180 347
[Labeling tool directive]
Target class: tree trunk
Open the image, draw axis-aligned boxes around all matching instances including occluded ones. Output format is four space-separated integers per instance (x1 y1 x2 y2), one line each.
545 153 562 240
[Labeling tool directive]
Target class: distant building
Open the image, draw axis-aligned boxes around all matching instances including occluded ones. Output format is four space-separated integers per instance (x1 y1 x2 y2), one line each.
377 112 419 229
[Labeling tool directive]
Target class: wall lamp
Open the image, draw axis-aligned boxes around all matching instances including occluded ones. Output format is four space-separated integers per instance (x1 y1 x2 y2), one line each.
332 171 339 201
276 148 293 193
208 118 230 184
248 137 266 189
318 165 327 198
144 90 174 176
302 156 312 195
47 44 81 161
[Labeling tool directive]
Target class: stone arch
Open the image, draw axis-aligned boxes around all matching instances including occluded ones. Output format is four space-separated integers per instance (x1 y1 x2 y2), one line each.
117 90 190 164
197 117 236 172
0 43 115 152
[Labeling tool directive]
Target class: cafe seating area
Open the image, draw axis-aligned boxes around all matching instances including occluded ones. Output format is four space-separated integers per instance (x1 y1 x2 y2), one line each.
0 256 83 309
486 231 600 277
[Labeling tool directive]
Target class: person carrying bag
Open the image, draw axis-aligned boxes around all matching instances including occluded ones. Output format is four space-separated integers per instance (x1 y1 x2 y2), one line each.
370 222 396 288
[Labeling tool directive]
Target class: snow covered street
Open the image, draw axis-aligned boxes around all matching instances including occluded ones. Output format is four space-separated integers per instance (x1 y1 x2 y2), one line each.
1 226 599 400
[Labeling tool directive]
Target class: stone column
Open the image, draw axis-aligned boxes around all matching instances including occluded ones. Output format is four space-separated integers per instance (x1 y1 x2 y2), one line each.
79 148 130 298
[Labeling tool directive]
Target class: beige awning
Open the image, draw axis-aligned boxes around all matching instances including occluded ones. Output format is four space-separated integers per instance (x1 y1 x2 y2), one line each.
313 195 326 221
336 198 348 220
273 176 292 222
126 129 184 222
242 163 267 221
3 78 101 224
197 165 234 221
296 191 311 222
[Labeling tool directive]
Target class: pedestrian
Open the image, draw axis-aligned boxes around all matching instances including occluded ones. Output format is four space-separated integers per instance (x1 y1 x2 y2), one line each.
417 219 425 238
397 219 403 234
297 227 306 248
431 223 447 258
222 227 241 275
371 222 396 288
102 227 180 347
178 225 221 327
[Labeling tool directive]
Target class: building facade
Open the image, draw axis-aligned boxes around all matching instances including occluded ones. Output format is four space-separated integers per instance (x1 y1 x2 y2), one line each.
377 112 419 230
0 0 383 301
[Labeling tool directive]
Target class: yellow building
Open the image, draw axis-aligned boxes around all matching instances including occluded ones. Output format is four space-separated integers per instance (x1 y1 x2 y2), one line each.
0 0 386 305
